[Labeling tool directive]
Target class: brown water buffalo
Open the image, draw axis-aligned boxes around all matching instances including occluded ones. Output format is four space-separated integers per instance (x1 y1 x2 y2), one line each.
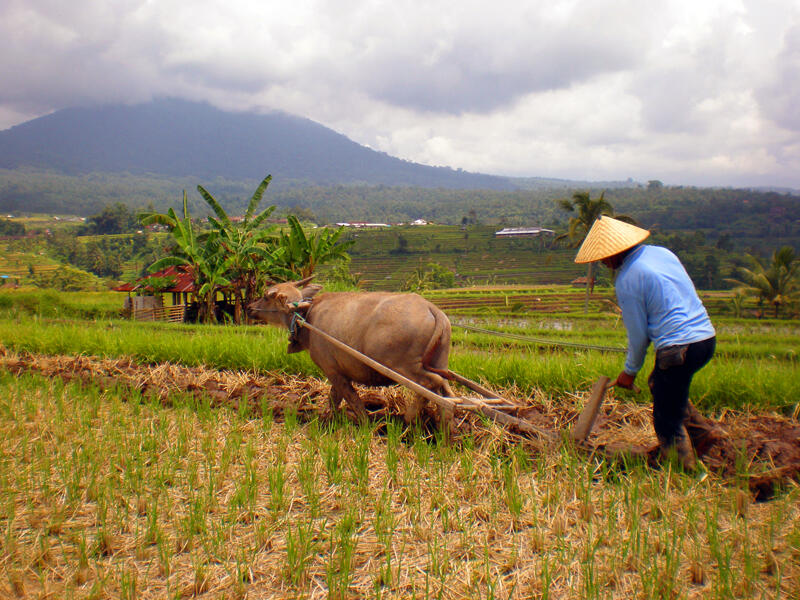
247 277 454 422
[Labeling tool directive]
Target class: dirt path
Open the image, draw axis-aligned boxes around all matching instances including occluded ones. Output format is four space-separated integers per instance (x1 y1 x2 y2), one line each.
2 346 798 500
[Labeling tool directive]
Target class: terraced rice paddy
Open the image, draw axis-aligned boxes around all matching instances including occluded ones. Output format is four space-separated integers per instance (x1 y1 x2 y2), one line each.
341 226 585 289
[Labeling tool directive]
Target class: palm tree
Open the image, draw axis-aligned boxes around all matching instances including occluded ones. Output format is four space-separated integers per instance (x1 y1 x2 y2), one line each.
277 215 354 278
726 246 799 318
556 191 635 313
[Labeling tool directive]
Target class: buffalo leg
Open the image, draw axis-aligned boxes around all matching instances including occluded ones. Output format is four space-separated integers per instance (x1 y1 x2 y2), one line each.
328 385 342 415
330 375 367 424
400 368 455 429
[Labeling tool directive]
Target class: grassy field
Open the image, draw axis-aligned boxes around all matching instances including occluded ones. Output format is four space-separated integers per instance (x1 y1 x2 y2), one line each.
0 288 798 598
0 287 796 414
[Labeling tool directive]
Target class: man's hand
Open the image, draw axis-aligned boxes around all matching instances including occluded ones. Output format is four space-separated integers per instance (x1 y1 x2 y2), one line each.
612 371 636 389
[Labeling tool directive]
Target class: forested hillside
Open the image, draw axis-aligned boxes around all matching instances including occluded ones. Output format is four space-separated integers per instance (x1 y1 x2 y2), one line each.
2 169 797 254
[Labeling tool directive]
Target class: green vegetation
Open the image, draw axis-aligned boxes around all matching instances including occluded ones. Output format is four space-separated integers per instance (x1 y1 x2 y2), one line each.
81 202 141 234
338 225 587 290
138 176 351 323
0 289 121 320
726 246 799 318
401 262 456 291
0 217 24 236
1 365 798 598
277 214 354 278
0 290 796 414
29 265 106 291
555 190 636 313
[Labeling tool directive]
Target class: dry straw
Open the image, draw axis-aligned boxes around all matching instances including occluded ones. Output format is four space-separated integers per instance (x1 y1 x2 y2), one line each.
1 345 800 598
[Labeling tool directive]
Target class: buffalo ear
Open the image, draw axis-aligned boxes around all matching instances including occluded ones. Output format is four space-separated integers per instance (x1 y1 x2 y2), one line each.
300 284 323 299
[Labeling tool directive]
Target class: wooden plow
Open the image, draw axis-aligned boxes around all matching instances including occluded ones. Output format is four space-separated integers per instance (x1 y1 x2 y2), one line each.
295 317 611 444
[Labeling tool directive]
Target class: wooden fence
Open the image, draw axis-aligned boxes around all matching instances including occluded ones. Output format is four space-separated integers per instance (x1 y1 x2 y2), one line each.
132 304 186 322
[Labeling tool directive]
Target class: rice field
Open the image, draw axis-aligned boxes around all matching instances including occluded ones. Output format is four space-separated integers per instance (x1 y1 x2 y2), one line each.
0 288 798 598
0 306 796 414
1 367 799 599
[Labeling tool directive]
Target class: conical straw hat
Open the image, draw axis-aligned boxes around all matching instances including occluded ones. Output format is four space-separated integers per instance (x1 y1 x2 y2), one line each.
574 216 650 263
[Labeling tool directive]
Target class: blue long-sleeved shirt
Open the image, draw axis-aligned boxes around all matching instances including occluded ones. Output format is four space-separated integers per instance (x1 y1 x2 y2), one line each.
615 245 715 375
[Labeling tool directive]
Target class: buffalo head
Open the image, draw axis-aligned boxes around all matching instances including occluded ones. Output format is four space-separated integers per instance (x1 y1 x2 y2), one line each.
247 276 323 326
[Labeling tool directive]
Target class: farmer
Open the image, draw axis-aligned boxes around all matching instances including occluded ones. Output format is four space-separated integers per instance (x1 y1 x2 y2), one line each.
574 216 716 470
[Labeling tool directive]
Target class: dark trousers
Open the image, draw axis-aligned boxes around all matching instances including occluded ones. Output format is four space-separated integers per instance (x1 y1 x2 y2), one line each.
648 336 716 446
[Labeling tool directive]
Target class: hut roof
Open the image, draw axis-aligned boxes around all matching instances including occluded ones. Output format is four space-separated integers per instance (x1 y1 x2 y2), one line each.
113 266 196 293
494 227 555 237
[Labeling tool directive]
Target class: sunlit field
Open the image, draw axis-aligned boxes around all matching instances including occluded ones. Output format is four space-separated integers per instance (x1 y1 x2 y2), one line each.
0 288 798 598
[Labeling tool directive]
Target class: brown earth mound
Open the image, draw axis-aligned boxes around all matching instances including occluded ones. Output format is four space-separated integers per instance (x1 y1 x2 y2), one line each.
1 346 797 500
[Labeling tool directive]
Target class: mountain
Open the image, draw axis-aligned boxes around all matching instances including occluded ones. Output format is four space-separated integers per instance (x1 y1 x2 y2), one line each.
0 99 515 190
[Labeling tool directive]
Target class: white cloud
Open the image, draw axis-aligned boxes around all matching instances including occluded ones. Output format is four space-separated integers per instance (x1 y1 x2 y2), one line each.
757 23 800 131
0 0 799 187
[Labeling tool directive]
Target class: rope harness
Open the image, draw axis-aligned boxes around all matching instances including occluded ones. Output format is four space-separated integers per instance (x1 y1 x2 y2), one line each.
288 299 314 344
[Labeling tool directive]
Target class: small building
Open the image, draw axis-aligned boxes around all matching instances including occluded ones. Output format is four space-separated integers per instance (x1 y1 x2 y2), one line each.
571 276 597 292
113 266 196 321
494 227 555 237
336 222 391 228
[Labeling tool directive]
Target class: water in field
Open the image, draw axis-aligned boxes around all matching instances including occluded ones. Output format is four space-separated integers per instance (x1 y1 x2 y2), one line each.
454 316 575 331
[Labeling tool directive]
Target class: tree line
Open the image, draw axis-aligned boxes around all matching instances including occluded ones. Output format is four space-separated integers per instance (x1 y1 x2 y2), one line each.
2 168 798 253
555 191 800 317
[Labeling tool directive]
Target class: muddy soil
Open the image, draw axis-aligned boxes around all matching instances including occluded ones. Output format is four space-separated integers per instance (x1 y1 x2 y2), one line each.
2 346 797 500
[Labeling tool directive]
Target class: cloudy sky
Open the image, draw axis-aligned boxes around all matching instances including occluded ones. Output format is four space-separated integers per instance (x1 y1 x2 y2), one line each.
2 0 799 188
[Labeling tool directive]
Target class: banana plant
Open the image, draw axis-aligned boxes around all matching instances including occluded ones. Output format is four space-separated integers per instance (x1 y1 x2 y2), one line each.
139 191 227 323
197 175 292 322
277 215 354 278
138 176 354 324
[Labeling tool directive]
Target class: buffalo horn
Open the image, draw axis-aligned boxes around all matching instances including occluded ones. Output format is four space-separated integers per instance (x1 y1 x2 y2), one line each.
294 275 316 287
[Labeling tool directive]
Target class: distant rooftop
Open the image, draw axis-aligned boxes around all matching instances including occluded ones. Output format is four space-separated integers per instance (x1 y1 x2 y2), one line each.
494 227 555 237
336 222 391 228
113 265 195 294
